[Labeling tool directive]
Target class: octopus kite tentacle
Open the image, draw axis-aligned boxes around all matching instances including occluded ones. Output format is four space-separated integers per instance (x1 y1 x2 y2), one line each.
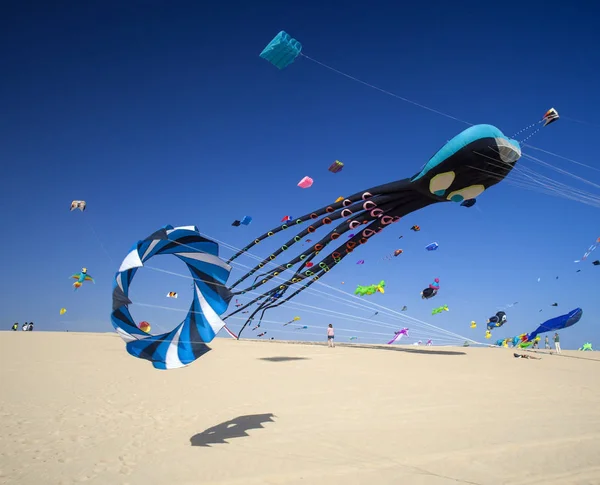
232 205 377 291
226 179 412 265
227 197 379 289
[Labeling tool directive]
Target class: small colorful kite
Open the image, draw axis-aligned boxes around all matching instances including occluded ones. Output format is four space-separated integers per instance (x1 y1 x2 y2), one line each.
70 200 86 211
284 316 301 326
355 280 385 296
70 268 94 290
167 292 178 298
356 260 364 265
579 342 593 351
232 216 252 226
425 242 439 251
543 107 559 126
281 215 292 222
295 325 308 330
387 328 409 344
401 305 407 311
421 278 439 299
410 225 420 232
297 176 313 188
432 305 449 315
383 249 403 260
328 160 344 173
259 31 302 70
470 321 476 329
334 196 344 203
487 311 507 331
138 321 151 333
60 308 67 315
574 237 599 263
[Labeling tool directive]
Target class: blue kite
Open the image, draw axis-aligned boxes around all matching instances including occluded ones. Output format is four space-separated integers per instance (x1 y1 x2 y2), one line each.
111 225 233 370
425 242 439 251
525 308 583 341
259 31 302 69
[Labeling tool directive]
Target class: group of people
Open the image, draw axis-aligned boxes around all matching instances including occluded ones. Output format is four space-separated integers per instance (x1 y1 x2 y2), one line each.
530 333 561 353
11 322 34 331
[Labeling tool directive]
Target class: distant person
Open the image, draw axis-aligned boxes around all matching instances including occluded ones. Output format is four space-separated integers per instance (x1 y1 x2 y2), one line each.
553 332 561 353
22 322 29 331
545 335 550 349
327 324 335 347
28 322 34 331
12 323 18 331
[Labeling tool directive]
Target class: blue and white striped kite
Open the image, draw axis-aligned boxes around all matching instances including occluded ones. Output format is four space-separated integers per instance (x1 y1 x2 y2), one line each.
111 225 233 370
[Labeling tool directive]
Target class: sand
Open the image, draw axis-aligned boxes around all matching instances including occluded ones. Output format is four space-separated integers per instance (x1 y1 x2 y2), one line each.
1 332 599 485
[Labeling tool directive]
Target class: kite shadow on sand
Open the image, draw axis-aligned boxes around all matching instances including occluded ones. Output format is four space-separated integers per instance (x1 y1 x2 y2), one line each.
343 344 465 356
259 356 310 362
190 414 276 447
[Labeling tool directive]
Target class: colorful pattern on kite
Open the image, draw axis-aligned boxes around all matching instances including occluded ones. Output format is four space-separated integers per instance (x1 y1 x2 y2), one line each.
259 31 302 70
111 225 233 370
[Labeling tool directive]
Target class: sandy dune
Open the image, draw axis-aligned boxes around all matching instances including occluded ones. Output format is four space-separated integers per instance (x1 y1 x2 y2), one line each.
1 332 599 485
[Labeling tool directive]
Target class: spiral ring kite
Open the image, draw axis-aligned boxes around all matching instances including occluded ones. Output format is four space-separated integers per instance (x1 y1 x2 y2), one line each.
111 225 233 369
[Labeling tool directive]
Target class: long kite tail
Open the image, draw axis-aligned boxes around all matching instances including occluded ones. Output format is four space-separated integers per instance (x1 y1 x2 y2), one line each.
226 179 410 265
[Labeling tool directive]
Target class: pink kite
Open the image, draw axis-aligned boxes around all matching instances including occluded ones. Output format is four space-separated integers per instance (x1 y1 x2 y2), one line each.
297 176 313 188
387 327 409 344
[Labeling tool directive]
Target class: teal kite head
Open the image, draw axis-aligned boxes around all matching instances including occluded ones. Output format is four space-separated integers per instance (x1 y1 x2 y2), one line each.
411 124 521 204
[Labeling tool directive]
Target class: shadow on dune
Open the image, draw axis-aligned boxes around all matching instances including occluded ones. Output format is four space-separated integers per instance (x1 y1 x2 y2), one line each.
259 356 310 362
342 344 465 356
190 413 276 447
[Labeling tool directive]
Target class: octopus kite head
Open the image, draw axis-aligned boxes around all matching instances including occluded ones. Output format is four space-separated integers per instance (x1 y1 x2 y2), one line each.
411 124 521 204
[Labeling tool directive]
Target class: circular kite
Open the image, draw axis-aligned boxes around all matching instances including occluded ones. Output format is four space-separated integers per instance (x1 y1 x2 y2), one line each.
111 225 233 370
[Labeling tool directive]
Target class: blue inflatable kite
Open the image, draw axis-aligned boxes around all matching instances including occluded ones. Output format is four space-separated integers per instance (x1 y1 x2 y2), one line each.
259 31 302 69
525 308 583 341
111 225 233 370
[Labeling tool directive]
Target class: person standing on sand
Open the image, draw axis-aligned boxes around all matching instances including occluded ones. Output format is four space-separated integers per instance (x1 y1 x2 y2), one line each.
553 332 561 353
12 323 18 331
327 324 335 347
22 322 28 331
545 335 550 349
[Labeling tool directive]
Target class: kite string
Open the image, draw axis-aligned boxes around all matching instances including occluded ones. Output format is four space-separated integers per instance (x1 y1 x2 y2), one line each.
144 264 468 342
300 53 599 176
189 234 481 344
300 53 473 126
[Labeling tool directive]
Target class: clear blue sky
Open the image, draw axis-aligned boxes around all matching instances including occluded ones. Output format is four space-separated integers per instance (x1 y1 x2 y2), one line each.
2 0 599 349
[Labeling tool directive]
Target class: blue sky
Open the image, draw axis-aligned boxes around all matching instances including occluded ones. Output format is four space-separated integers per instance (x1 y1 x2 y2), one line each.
1 0 599 349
